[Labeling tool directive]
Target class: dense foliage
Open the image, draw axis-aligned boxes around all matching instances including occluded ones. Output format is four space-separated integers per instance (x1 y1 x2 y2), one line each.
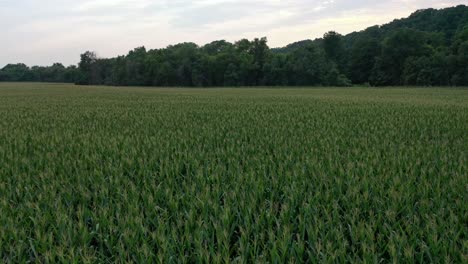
1 83 466 262
0 63 79 83
1 5 467 86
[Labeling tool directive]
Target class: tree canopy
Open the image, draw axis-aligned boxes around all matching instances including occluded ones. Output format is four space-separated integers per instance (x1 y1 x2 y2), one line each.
1 5 467 87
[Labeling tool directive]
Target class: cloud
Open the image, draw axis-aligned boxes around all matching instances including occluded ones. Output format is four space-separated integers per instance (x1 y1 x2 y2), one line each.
0 0 466 66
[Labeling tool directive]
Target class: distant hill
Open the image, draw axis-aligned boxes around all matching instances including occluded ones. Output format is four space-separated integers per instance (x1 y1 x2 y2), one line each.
275 5 468 51
272 40 314 54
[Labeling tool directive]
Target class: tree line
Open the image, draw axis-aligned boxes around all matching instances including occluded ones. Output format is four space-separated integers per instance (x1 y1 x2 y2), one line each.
1 5 467 86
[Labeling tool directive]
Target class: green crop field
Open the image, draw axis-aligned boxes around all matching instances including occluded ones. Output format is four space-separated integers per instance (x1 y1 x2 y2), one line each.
0 83 467 263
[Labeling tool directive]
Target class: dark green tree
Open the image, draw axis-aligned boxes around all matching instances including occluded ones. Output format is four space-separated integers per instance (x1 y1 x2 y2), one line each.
348 38 381 84
77 51 98 85
0 64 33 81
370 29 433 86
323 31 344 63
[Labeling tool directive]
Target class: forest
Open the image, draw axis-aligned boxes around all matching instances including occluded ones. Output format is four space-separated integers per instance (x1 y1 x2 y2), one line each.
1 5 467 87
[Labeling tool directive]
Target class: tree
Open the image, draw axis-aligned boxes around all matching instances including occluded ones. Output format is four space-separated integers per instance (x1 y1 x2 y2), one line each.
348 38 381 84
250 37 270 85
403 53 449 86
370 29 433 86
125 47 148 86
78 51 98 85
449 41 468 85
0 64 33 81
262 53 289 86
64 65 80 83
284 44 347 86
449 26 468 85
202 40 233 55
323 31 344 63
224 63 240 86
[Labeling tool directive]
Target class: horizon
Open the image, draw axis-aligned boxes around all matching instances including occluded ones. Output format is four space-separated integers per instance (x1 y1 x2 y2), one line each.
1 1 466 67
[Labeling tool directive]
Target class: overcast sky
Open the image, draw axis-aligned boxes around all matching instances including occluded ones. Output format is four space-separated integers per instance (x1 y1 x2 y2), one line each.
1 0 466 67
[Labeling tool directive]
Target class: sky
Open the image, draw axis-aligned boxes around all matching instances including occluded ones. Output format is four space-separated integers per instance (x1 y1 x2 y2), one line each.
1 0 466 67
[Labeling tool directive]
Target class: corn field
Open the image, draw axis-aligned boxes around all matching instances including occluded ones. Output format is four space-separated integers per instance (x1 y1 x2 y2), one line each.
0 83 467 263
